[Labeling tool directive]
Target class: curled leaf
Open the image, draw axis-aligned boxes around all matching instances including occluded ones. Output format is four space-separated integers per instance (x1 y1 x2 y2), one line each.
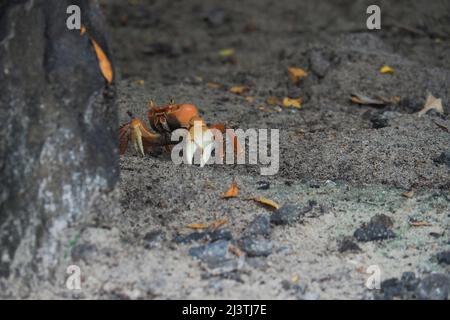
186 223 209 230
350 93 387 106
230 86 248 95
288 67 308 84
402 190 414 198
417 93 444 117
409 220 432 227
90 36 113 84
222 180 239 198
379 65 395 74
282 97 302 108
209 219 228 230
207 82 222 89
219 48 235 57
80 25 86 36
251 197 280 210
266 96 281 106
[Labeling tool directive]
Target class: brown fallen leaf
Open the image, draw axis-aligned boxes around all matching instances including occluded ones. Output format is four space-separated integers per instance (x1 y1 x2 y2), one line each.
350 93 387 106
417 93 444 117
282 97 302 108
186 223 209 230
230 86 248 95
409 220 432 227
209 219 228 230
288 67 308 84
251 197 280 210
80 25 86 36
245 96 255 103
379 65 395 74
266 96 281 106
228 244 242 257
402 190 414 198
207 82 222 89
221 180 239 198
90 35 113 84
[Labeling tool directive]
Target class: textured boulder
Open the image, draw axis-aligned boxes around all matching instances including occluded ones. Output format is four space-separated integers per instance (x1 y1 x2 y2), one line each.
0 0 118 291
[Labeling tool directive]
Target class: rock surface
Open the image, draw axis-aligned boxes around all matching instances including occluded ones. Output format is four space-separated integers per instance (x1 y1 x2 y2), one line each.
0 0 117 290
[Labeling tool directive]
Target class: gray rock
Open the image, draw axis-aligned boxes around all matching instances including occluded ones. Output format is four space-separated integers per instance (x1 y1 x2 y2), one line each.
240 237 273 257
244 215 271 237
143 231 165 249
437 250 450 265
0 0 117 284
435 151 450 167
270 204 312 225
354 214 396 242
189 240 231 263
71 243 98 262
415 274 450 300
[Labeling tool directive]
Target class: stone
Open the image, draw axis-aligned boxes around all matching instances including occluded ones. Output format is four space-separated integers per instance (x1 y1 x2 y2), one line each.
415 274 450 300
270 203 312 225
436 250 450 265
143 230 165 249
244 215 271 237
354 214 396 242
189 240 231 263
240 237 273 257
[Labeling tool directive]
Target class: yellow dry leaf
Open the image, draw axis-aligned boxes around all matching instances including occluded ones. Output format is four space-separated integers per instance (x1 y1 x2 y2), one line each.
80 25 86 36
186 223 209 230
288 67 308 84
282 97 302 108
402 190 414 198
230 86 248 95
245 96 255 103
90 37 113 84
417 93 444 117
134 79 145 86
266 96 281 106
207 82 222 89
252 197 280 210
209 219 228 230
219 48 235 57
380 65 395 74
222 180 239 198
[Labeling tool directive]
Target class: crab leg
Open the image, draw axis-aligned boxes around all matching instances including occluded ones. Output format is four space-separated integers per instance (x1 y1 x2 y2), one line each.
119 118 168 156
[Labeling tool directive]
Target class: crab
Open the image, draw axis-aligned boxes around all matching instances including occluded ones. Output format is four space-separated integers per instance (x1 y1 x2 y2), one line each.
119 100 239 166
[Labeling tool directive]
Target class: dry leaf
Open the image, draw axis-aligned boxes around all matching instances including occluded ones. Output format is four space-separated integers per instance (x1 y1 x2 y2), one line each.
380 65 395 74
251 197 280 210
186 223 209 230
209 219 228 230
134 79 145 85
417 93 444 117
402 190 414 198
228 244 242 257
288 67 308 84
222 180 239 198
282 97 302 108
207 82 221 89
291 275 300 283
266 96 281 106
230 86 248 95
409 220 432 227
350 93 387 106
245 96 255 103
80 25 86 36
90 37 113 84
219 48 235 57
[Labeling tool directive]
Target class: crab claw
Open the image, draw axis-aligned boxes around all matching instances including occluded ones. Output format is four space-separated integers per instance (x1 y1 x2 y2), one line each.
119 118 165 156
185 121 215 167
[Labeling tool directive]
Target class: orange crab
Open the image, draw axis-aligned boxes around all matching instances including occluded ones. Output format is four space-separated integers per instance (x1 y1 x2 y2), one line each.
119 100 240 165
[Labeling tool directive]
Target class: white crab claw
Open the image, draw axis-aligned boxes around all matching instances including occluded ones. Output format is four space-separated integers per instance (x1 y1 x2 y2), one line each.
185 124 214 166
199 129 214 167
132 126 145 157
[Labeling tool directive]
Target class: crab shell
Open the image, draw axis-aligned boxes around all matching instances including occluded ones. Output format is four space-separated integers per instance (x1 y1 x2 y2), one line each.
147 103 202 133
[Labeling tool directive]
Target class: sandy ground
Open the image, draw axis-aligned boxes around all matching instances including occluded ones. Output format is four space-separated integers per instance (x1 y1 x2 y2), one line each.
5 0 450 299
